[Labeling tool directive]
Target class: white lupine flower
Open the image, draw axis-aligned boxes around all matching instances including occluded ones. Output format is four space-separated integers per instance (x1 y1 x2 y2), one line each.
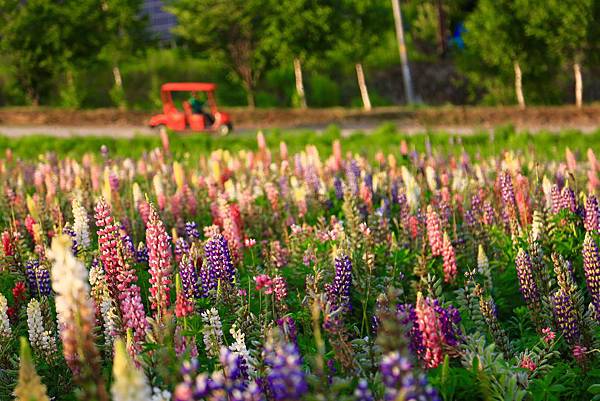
531 211 545 242
542 176 553 210
100 297 119 349
72 198 91 249
26 299 57 360
153 173 164 198
151 387 171 401
229 324 257 378
111 339 152 401
0 293 11 339
401 166 420 212
201 308 223 358
425 166 437 192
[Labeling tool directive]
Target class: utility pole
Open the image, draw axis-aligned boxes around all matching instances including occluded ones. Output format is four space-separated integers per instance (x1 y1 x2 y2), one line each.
391 0 415 104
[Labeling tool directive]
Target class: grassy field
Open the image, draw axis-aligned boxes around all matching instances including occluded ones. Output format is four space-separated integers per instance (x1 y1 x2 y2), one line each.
0 123 597 161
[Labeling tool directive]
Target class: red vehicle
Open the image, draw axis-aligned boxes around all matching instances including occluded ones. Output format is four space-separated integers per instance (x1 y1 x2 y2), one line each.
149 82 233 135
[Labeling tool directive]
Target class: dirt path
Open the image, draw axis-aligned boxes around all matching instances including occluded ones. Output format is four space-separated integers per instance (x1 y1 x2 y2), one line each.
0 121 597 138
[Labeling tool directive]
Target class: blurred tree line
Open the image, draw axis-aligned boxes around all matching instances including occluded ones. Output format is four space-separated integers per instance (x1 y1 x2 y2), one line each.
0 0 599 109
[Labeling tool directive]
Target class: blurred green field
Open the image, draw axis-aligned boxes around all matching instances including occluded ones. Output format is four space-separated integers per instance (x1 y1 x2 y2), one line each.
0 124 597 161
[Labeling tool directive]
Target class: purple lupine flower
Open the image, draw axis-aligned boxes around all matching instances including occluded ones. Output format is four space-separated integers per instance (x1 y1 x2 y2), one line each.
63 224 78 255
515 249 541 308
380 351 440 401
135 242 148 263
346 160 360 195
179 255 201 299
471 193 482 217
175 237 189 264
560 186 577 213
583 232 600 312
364 173 373 193
203 233 235 294
354 379 374 401
585 195 600 232
185 221 200 241
263 341 307 401
482 201 495 225
325 254 352 311
25 259 51 297
391 181 399 204
334 177 344 200
120 230 136 261
499 171 516 212
433 301 461 347
551 289 581 345
551 184 561 214
396 304 425 358
276 316 298 344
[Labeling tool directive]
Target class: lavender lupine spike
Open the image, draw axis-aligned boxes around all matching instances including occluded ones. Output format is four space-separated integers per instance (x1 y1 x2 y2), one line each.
354 379 374 401
184 221 200 241
263 339 307 401
380 351 440 401
515 249 541 311
25 259 51 297
203 233 235 293
551 289 581 345
583 232 600 312
179 254 200 299
325 253 352 311
560 185 576 213
585 194 600 232
499 170 517 212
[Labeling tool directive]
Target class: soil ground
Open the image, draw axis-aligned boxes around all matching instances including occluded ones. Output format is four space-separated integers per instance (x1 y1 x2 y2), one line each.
0 105 598 137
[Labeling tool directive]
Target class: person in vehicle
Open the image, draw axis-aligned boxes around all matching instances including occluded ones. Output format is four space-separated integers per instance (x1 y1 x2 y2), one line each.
189 92 214 126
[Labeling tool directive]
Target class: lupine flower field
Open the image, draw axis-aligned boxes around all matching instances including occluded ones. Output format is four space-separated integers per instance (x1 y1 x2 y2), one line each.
3 129 600 401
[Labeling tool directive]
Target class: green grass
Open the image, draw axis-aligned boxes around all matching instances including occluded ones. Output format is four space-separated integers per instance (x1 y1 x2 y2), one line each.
0 123 597 161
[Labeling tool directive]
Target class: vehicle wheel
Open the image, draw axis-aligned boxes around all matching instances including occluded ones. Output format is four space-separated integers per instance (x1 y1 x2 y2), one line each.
152 124 166 134
217 123 231 136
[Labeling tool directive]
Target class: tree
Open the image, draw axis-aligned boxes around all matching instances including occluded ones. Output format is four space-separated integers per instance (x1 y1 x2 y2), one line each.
0 0 108 106
334 0 390 110
461 0 553 108
169 0 270 108
265 0 336 108
517 0 593 108
101 0 149 109
0 0 64 105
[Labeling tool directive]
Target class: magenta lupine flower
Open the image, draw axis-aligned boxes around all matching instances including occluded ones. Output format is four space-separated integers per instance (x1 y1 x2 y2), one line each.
94 198 121 294
551 289 580 345
145 204 173 319
441 233 457 283
426 206 443 256
585 195 600 231
515 249 541 309
583 232 600 312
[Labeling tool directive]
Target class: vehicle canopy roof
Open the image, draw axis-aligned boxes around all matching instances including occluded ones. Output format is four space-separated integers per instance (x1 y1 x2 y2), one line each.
161 82 216 92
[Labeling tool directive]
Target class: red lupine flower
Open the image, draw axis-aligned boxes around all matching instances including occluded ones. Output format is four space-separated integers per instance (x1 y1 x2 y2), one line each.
2 231 14 257
519 355 536 371
12 282 26 303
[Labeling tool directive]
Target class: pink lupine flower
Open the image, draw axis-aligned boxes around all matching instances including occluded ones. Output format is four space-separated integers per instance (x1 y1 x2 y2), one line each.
145 204 173 320
255 274 273 294
519 355 537 371
244 238 256 248
542 327 555 344
573 345 587 362
272 276 288 302
442 233 457 283
415 293 443 368
25 215 36 239
426 206 443 256
175 293 194 318
2 231 14 257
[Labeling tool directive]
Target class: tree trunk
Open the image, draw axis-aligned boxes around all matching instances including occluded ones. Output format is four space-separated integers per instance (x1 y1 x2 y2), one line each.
112 65 126 110
246 88 256 109
391 0 415 104
355 63 372 111
112 65 123 89
514 61 525 109
293 58 307 109
574 62 583 108
436 0 447 57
